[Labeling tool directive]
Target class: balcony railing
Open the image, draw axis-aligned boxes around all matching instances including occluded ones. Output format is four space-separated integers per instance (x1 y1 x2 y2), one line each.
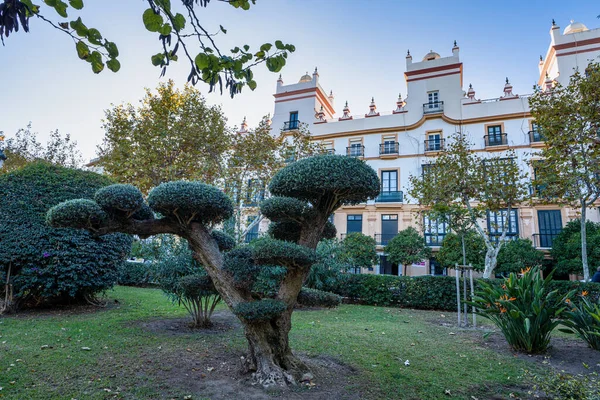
528 130 545 143
532 233 560 249
244 232 259 243
484 133 508 147
379 142 399 155
375 190 403 203
341 232 362 241
423 101 444 114
374 233 396 246
322 148 335 155
424 139 445 152
425 234 446 247
346 145 365 157
283 120 300 131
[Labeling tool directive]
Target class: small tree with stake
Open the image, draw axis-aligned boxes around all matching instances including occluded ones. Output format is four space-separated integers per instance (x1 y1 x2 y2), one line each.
46 155 379 387
385 227 431 276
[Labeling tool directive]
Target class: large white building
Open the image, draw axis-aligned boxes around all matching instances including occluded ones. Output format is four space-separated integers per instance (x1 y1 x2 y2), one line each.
264 20 600 277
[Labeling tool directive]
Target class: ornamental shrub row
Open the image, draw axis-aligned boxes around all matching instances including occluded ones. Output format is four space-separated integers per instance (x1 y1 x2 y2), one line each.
324 273 600 311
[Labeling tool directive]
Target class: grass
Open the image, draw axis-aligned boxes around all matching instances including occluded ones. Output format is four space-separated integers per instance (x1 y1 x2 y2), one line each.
0 286 541 399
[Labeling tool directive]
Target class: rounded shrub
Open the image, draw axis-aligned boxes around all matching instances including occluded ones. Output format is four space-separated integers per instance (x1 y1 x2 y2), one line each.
297 288 341 308
95 184 144 214
211 230 236 252
269 155 380 204
252 238 317 268
322 221 337 240
233 299 287 321
131 203 155 220
0 162 132 308
46 199 108 229
147 181 233 224
260 196 313 222
268 221 302 242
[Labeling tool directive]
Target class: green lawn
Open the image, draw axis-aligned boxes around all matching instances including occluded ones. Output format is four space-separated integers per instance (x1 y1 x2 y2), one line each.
1 286 540 399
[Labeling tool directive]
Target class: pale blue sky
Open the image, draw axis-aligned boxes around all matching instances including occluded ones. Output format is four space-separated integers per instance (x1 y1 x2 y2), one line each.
0 0 597 160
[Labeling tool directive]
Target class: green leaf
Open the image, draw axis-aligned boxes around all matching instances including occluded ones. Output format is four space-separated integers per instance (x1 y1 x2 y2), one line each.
260 43 272 52
106 59 120 73
274 40 284 50
151 53 165 67
104 41 119 58
86 28 102 45
254 50 265 59
194 53 210 70
50 0 68 18
158 23 172 36
21 0 40 15
89 51 104 73
75 40 90 60
219 25 227 34
247 80 257 91
68 0 83 9
154 0 171 11
243 45 249 51
231 46 240 54
172 13 185 31
69 17 88 36
142 8 164 33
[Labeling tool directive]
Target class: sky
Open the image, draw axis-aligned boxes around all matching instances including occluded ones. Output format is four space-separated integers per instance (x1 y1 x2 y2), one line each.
0 0 598 161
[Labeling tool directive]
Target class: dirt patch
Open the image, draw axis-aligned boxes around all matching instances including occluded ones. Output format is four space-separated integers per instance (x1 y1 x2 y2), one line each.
138 311 241 335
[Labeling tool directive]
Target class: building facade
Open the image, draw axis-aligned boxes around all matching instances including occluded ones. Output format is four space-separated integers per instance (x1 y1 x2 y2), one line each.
267 20 600 276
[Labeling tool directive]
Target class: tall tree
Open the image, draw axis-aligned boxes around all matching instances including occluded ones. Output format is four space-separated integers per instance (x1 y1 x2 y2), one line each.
408 132 529 278
98 80 231 194
385 227 431 276
529 62 600 281
0 123 82 173
47 155 380 387
0 0 295 96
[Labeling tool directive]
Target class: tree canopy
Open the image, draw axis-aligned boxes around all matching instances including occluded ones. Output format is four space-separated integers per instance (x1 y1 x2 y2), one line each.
340 233 378 272
529 62 600 281
0 0 295 96
551 219 600 278
436 231 486 271
385 227 431 276
496 238 544 275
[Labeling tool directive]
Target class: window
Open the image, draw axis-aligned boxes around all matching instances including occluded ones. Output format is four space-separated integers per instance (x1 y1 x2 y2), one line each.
347 214 362 234
427 91 439 106
381 170 398 193
348 140 364 157
486 125 505 146
529 122 543 142
245 215 259 243
381 136 398 155
289 111 299 129
482 158 515 186
424 215 448 246
245 179 265 206
379 254 399 276
537 210 562 248
426 132 442 151
379 214 398 245
487 209 519 243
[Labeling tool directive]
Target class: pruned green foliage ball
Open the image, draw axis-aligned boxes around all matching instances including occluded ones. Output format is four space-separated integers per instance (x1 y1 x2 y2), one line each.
147 181 233 224
0 162 132 307
252 238 317 268
131 203 155 220
179 274 218 298
211 230 236 252
95 184 144 214
322 221 337 240
233 299 287 321
269 155 380 204
297 288 341 308
260 196 313 222
46 199 108 229
268 220 302 242
223 247 260 290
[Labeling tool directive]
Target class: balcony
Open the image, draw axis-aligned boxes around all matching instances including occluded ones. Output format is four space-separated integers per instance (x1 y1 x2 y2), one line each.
484 133 508 147
379 142 399 156
532 233 560 249
423 101 444 114
283 120 300 131
374 233 396 246
322 148 335 155
528 130 545 143
346 145 365 157
375 190 403 203
424 139 445 152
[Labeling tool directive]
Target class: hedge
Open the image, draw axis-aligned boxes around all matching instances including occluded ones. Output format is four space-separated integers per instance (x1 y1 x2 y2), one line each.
117 261 157 287
324 274 600 311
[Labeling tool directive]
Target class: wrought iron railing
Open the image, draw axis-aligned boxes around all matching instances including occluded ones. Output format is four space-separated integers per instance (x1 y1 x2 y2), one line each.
484 133 508 147
532 233 560 249
379 142 399 155
283 120 300 131
374 233 396 246
423 101 444 114
424 139 445 152
346 145 365 157
528 130 545 143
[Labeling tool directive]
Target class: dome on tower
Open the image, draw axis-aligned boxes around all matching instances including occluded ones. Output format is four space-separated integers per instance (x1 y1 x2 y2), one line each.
563 20 589 35
422 50 441 61
298 72 312 83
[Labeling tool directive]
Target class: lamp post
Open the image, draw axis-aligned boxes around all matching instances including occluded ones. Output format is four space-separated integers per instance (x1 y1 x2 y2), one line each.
0 133 6 169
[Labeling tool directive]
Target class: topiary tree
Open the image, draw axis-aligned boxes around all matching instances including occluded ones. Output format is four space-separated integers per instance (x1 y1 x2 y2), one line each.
340 233 378 273
46 154 379 387
496 238 544 275
385 227 431 276
0 162 132 312
436 231 486 271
